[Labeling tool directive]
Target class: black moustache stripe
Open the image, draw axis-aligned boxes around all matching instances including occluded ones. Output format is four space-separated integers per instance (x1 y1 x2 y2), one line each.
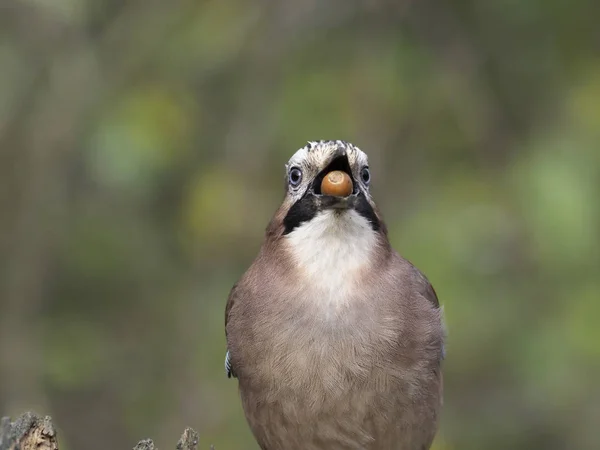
354 193 381 232
282 192 381 235
282 193 318 235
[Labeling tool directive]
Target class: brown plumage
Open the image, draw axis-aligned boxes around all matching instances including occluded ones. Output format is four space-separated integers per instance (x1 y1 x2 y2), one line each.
225 140 445 450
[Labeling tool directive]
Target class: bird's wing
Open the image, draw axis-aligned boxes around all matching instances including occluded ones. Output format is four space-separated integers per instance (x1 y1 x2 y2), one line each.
418 273 440 308
225 282 238 336
425 283 447 360
224 282 239 378
411 265 446 361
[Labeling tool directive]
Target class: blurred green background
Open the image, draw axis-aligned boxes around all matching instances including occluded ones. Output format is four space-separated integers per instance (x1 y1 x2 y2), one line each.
1 1 599 449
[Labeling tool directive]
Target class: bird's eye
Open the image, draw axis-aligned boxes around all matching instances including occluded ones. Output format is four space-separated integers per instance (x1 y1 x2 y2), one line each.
361 167 371 185
289 167 303 187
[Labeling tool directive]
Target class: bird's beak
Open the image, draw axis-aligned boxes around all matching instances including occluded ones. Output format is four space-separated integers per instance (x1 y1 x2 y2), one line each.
310 148 359 210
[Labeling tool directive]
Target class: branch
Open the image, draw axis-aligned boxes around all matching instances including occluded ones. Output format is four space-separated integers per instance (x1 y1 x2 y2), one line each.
0 412 206 450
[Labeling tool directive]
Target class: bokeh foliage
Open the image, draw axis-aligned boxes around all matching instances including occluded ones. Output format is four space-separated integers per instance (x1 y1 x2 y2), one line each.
0 1 598 449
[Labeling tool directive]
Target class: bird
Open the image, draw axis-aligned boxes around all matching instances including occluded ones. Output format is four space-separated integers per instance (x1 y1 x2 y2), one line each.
224 140 445 450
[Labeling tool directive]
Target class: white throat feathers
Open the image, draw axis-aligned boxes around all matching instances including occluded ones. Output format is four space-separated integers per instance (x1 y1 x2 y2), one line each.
285 209 378 310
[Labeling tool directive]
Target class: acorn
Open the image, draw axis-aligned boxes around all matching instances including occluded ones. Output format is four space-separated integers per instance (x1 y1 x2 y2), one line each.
321 170 353 197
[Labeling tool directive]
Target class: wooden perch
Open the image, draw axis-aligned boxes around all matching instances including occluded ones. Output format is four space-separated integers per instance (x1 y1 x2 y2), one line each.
0 412 207 450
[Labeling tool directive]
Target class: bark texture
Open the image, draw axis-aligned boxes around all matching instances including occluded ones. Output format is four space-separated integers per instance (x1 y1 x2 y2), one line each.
0 412 204 450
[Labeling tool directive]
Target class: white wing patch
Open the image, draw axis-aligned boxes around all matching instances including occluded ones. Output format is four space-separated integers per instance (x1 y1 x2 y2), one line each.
225 350 235 378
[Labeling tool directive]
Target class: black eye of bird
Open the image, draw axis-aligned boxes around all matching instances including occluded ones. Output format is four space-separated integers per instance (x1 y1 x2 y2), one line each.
361 167 371 185
289 167 302 187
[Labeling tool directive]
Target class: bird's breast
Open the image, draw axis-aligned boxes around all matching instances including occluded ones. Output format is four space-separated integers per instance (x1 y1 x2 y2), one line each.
229 253 443 449
240 287 415 403
235 298 441 450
